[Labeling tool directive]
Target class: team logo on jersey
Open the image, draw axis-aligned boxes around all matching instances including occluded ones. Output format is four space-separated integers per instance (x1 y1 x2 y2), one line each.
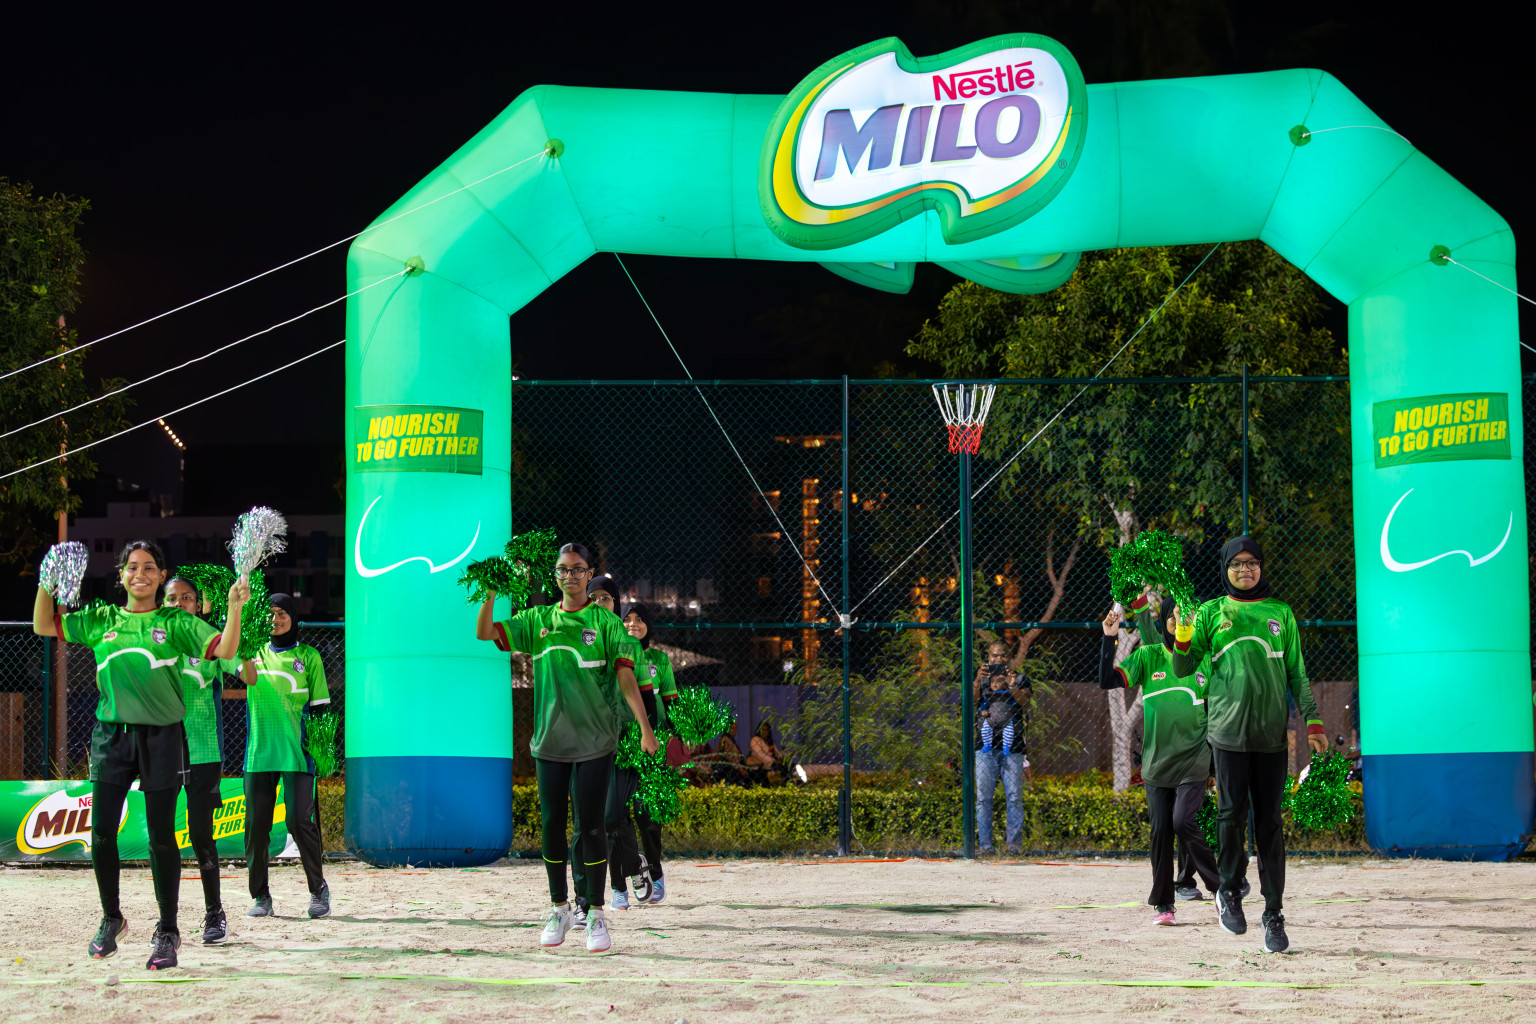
581 629 597 646
293 658 306 673
1151 671 1166 681
1267 619 1281 637
1218 620 1233 632
103 631 118 642
1196 672 1206 686
189 657 201 668
539 627 549 638
151 627 168 644
649 665 659 678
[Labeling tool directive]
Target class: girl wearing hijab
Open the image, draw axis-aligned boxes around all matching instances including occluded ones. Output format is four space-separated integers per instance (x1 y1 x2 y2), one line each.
1100 591 1220 926
33 541 249 970
165 576 242 945
1171 536 1326 952
475 543 658 953
238 593 331 920
614 601 678 906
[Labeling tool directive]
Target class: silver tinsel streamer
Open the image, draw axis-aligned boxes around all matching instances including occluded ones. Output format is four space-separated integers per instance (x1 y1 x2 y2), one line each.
228 506 288 577
39 541 90 607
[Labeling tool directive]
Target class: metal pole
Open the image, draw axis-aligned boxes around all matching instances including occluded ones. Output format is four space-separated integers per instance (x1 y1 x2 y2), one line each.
959 448 976 860
41 634 53 779
839 375 853 856
1241 362 1250 536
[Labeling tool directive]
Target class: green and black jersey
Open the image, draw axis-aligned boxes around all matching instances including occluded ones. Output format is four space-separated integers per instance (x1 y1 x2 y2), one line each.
1100 632 1210 788
494 602 642 763
1172 595 1321 753
635 647 677 731
245 642 331 773
61 604 220 726
179 652 240 765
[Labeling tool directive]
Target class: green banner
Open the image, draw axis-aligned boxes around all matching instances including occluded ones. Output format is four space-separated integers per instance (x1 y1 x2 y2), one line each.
353 404 483 475
1372 392 1510 469
1 778 289 862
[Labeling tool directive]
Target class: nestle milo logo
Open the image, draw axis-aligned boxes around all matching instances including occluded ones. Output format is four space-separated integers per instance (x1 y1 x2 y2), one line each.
760 34 1087 250
17 788 127 855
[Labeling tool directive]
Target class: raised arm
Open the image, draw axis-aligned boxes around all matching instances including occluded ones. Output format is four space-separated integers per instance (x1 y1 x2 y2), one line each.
210 577 249 661
1169 605 1204 678
475 592 499 642
1098 607 1126 690
617 665 660 754
33 587 58 638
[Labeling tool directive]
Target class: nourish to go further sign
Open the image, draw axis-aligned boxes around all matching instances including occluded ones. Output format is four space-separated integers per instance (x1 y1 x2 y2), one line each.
759 34 1088 250
353 404 483 475
1372 392 1510 469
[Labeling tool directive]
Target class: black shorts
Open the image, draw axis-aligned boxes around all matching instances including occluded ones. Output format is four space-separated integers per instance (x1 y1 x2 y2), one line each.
89 720 190 792
187 761 224 808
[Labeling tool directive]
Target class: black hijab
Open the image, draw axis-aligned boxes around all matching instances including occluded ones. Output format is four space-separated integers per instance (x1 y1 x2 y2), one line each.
269 592 300 649
623 602 654 649
1219 536 1273 601
587 574 620 614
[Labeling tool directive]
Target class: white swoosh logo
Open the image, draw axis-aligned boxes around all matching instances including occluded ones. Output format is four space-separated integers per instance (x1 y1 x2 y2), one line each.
1380 487 1512 573
353 495 480 578
97 647 181 672
1141 685 1205 706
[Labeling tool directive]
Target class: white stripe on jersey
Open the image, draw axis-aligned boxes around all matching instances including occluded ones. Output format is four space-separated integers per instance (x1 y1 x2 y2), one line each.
531 645 607 669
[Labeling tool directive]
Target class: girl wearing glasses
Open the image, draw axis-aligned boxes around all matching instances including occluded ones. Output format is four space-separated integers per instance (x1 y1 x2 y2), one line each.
475 543 659 953
1171 536 1326 953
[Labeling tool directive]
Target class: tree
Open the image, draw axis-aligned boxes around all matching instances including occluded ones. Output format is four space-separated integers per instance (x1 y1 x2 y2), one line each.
0 179 129 568
906 242 1350 788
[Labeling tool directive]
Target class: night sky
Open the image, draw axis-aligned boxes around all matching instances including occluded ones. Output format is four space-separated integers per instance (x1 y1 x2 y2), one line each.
6 2 1531 501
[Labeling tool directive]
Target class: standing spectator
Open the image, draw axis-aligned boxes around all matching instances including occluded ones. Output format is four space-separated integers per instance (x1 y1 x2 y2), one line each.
973 641 1032 854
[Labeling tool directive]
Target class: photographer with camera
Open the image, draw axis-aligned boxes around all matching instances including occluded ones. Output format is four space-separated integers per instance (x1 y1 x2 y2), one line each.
973 640 1032 854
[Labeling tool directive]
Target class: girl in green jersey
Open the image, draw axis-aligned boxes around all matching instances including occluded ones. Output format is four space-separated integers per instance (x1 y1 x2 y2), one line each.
1172 536 1327 953
33 541 249 971
475 542 659 953
165 576 240 945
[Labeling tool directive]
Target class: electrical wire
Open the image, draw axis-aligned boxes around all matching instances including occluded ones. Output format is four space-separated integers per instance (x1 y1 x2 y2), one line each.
0 340 345 483
613 253 840 614
849 244 1224 617
1302 125 1411 145
1441 256 1536 353
0 270 408 442
0 146 553 384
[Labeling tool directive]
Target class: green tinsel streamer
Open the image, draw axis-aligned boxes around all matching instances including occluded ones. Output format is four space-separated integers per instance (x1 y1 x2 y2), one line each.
175 564 235 620
458 527 560 606
175 564 271 660
305 710 342 778
614 722 690 824
667 685 734 746
1108 530 1196 611
1286 750 1354 832
1196 792 1219 851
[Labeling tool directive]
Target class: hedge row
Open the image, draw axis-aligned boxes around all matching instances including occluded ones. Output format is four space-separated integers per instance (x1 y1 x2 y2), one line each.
317 778 1367 856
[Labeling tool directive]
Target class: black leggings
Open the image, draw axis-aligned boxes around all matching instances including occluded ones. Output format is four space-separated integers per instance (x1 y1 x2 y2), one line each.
185 763 224 912
1214 747 1288 915
91 782 181 931
1146 781 1219 906
245 772 325 899
536 754 612 907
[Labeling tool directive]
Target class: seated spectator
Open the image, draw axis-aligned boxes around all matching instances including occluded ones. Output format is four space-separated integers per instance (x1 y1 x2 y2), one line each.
746 721 787 786
708 723 749 786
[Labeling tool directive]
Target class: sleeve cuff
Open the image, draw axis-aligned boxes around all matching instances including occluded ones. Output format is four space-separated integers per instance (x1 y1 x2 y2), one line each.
309 697 332 707
663 694 679 703
615 657 635 670
1113 666 1129 689
1306 721 1326 736
491 621 511 652
54 611 65 642
203 635 222 660
638 681 654 691
1129 594 1149 611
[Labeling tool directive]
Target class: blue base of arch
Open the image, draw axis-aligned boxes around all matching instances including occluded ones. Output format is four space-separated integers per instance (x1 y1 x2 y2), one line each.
1363 751 1534 861
344 755 512 867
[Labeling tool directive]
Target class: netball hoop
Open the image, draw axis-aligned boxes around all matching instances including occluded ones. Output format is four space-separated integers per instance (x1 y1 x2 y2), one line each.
932 382 996 454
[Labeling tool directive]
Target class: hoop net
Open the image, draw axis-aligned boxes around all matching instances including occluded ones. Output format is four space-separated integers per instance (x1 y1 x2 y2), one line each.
932 383 996 455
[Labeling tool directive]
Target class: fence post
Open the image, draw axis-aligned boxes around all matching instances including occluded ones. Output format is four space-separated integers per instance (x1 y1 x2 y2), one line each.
839 375 852 856
1241 363 1250 535
959 448 976 860
41 634 53 779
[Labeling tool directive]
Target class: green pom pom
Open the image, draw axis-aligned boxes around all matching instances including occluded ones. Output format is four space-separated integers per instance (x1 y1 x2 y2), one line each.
1287 750 1354 832
1196 792 1219 851
667 685 734 747
458 528 560 606
305 709 342 778
176 563 271 660
1108 530 1195 611
615 722 690 824
175 564 235 621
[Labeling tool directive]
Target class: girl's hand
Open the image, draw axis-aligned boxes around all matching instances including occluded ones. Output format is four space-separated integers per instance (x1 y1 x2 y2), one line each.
228 576 251 611
1101 607 1121 637
641 729 661 755
1307 731 1328 754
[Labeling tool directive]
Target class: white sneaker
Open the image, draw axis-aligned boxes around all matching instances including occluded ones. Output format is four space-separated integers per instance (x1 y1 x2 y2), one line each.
585 907 612 952
540 903 574 947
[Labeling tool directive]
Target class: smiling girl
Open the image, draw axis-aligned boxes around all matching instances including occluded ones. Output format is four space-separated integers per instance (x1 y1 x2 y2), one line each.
34 541 248 971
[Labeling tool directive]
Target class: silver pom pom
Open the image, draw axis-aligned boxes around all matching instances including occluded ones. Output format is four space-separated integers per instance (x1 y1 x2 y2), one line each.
39 541 90 607
228 506 289 578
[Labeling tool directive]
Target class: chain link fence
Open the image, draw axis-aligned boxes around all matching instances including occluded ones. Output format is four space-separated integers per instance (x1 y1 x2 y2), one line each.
5 375 1533 855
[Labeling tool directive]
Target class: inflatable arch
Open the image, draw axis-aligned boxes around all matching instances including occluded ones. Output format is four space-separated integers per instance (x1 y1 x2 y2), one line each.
344 35 1532 865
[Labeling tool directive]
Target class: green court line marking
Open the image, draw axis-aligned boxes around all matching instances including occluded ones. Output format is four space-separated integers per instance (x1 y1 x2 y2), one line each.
643 930 670 939
1049 902 1141 909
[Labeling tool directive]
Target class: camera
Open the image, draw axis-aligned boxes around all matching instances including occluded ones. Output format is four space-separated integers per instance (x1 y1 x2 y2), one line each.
986 661 1009 687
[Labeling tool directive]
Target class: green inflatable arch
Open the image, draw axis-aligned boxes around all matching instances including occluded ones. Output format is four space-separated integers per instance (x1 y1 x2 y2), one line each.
345 35 1531 865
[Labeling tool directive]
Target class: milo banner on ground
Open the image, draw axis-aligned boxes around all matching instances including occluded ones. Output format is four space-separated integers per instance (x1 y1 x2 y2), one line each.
1 779 289 862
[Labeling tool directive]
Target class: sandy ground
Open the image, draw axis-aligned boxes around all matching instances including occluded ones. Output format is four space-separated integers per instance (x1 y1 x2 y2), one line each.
1 855 1533 1023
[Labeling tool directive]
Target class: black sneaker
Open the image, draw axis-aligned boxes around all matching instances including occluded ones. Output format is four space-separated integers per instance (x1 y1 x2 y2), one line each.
146 926 180 971
89 916 126 959
248 895 274 918
1218 889 1247 935
1175 885 1204 901
1239 877 1251 898
308 882 331 919
1262 911 1290 952
202 907 228 945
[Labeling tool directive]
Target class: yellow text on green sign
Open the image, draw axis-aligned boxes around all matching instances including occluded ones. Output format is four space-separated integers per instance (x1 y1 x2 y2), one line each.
353 405 483 475
1371 393 1509 469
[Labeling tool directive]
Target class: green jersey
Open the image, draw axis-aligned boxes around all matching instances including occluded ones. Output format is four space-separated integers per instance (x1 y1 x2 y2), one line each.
1112 641 1210 788
179 652 240 765
494 602 641 763
636 647 677 730
62 604 220 726
245 642 330 773
1172 595 1320 753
